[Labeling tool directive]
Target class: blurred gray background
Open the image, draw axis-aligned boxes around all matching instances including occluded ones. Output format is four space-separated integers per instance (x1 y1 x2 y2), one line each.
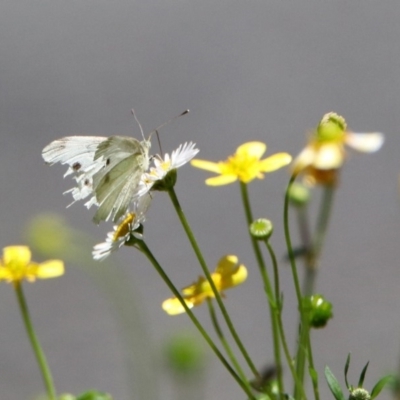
1 1 400 399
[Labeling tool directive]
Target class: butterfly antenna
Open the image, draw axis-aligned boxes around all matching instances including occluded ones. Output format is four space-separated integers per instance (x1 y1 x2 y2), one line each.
151 109 190 137
131 109 146 141
155 130 163 157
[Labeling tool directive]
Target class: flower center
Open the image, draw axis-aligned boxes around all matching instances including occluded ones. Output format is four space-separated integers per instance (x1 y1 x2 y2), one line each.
113 213 135 241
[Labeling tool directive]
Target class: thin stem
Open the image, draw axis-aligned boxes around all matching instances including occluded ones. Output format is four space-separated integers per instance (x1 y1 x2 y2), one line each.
15 282 57 400
239 182 283 397
207 299 250 386
167 187 258 378
283 174 304 310
284 174 310 400
306 331 320 400
302 185 335 296
265 241 280 304
137 240 256 399
275 308 307 400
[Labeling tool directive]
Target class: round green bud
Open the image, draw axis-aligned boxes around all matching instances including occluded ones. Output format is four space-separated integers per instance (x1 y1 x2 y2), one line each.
305 294 333 328
317 112 347 142
250 219 274 240
349 388 371 400
163 332 206 375
58 395 76 400
288 183 311 207
76 391 113 400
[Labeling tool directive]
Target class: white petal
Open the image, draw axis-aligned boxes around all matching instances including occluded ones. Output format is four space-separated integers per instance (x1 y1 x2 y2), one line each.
292 146 316 173
345 132 384 153
314 144 344 169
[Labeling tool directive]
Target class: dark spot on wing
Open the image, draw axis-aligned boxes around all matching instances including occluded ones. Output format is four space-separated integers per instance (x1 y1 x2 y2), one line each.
106 158 111 166
72 162 82 171
84 179 90 186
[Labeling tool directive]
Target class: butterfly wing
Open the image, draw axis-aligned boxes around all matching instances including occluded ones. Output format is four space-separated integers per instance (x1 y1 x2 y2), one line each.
91 136 151 223
42 136 108 203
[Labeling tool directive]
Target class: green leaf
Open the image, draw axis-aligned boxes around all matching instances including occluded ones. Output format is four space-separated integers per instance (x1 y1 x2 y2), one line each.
370 375 394 399
325 366 346 400
357 361 369 388
344 353 351 389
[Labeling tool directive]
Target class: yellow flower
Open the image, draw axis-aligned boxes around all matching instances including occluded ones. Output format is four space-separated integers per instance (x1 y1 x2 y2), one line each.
162 255 248 315
0 246 64 285
191 141 292 185
292 112 384 186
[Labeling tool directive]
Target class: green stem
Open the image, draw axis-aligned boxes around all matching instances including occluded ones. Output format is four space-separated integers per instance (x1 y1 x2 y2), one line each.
283 174 304 313
301 185 335 296
137 240 256 399
294 186 335 399
239 182 283 397
15 282 57 400
167 187 258 378
306 331 320 400
284 174 309 400
207 299 250 386
265 241 280 306
275 307 307 400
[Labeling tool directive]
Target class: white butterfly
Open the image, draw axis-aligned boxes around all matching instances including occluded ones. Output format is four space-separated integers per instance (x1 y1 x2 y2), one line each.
42 110 189 224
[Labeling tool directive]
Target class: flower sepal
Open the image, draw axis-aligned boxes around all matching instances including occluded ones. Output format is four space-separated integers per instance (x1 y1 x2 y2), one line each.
151 168 178 192
124 224 144 247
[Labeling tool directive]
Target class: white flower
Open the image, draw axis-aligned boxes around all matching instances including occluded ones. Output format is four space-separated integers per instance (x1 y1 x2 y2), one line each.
92 194 152 261
145 142 199 182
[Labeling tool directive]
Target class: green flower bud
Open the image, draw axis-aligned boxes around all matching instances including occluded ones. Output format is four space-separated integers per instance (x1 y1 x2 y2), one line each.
151 169 177 191
250 219 273 240
305 294 333 328
76 391 113 400
288 183 311 207
163 332 206 375
317 112 347 142
58 395 76 400
349 388 371 400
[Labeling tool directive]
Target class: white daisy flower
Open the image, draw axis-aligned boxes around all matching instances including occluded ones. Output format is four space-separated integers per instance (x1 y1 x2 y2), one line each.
92 194 152 261
145 142 200 183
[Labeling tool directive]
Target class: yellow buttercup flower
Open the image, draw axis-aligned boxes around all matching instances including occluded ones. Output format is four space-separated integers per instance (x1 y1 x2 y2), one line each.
0 246 64 285
292 112 384 186
162 255 248 315
191 141 292 186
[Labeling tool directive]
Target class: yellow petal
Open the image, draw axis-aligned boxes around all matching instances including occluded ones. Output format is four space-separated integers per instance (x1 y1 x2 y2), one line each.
205 174 238 186
236 142 266 159
313 143 344 169
0 267 12 281
219 264 248 290
345 132 384 153
36 260 64 279
215 255 239 275
191 159 222 173
162 297 194 315
229 264 248 287
259 153 292 172
3 246 31 266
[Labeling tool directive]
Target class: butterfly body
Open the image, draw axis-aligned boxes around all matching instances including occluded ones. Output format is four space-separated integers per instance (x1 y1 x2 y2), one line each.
42 135 151 224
